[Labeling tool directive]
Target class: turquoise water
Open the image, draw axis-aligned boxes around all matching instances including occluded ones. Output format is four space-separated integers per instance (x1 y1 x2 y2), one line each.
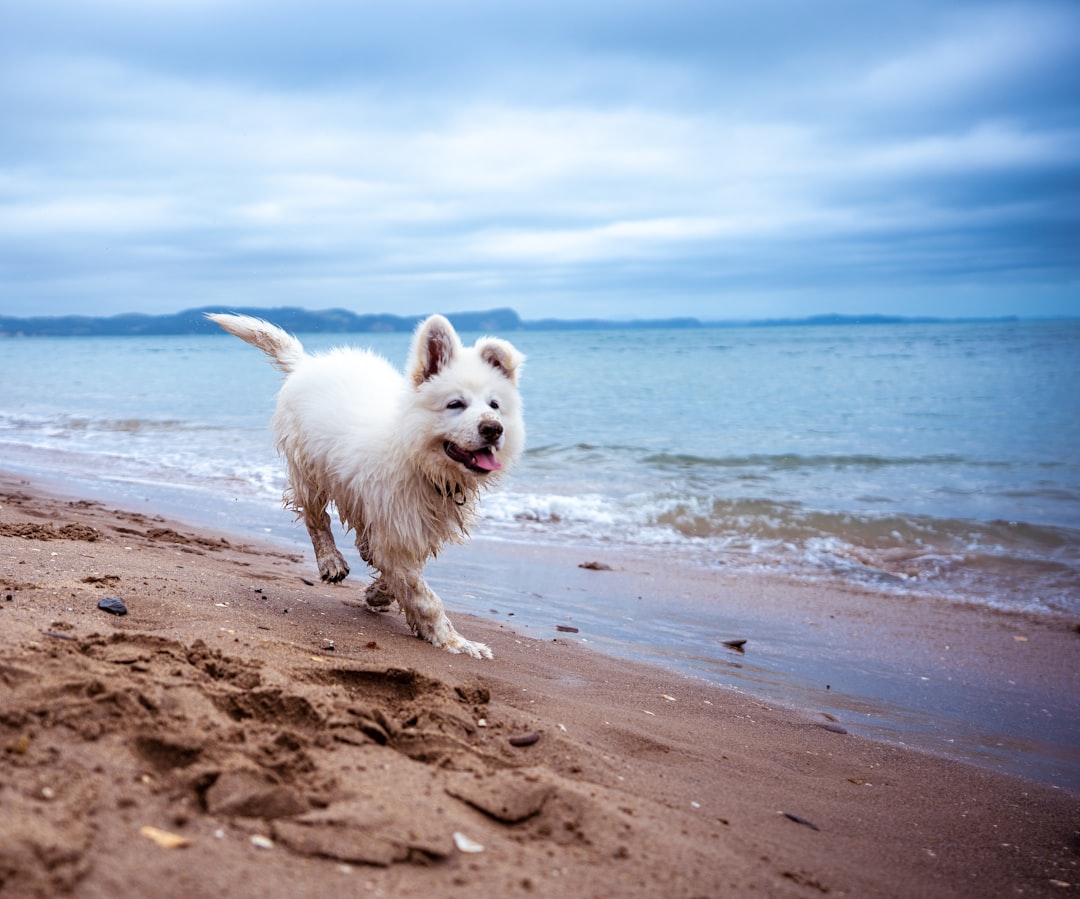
3 318 1077 616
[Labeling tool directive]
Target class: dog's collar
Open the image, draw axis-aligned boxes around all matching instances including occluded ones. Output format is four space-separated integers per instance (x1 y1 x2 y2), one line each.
440 482 468 506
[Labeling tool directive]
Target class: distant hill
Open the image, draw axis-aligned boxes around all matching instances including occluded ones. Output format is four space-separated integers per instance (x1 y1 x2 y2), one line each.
0 305 708 337
0 306 525 337
0 306 1022 337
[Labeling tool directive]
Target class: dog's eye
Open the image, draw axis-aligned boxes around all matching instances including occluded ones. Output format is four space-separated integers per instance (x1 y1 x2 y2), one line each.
446 399 466 410
488 399 500 410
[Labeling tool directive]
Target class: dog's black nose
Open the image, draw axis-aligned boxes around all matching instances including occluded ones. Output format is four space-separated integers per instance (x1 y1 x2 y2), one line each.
478 420 503 443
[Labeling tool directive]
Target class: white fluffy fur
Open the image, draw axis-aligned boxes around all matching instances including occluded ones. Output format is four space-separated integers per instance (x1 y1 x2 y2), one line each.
207 313 525 659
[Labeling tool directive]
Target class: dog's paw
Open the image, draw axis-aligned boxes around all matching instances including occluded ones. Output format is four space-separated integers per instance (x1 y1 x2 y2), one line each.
431 621 494 659
317 553 350 583
363 578 395 610
412 614 494 659
447 637 494 660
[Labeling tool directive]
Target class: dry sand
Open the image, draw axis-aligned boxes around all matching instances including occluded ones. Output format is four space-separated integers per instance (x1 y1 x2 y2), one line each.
1 472 1078 897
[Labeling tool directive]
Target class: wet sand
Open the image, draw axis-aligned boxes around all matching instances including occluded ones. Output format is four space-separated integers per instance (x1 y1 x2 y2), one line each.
426 538 1080 788
1 472 1078 897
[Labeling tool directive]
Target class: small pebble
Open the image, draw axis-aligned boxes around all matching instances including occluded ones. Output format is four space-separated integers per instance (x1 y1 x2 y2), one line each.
97 597 127 616
508 732 541 747
453 832 485 853
140 826 191 849
7 734 31 755
250 835 274 850
781 812 820 831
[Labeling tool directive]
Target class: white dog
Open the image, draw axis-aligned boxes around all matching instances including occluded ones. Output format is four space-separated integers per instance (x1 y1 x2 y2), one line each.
207 313 525 659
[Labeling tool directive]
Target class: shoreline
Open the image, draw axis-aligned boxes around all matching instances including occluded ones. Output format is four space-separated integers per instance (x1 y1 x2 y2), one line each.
3 465 1079 790
1 471 1079 897
427 538 1080 789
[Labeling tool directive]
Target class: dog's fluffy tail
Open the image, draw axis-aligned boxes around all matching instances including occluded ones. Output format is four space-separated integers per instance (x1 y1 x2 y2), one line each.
206 313 306 374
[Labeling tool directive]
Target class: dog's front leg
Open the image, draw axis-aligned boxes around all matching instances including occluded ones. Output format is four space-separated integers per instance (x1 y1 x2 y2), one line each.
303 507 350 583
386 568 493 660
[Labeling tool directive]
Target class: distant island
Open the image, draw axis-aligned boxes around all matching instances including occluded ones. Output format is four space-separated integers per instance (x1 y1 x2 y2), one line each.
0 305 1023 337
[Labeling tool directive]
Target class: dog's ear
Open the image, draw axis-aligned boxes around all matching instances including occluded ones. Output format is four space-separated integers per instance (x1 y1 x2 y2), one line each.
476 338 525 385
410 315 462 386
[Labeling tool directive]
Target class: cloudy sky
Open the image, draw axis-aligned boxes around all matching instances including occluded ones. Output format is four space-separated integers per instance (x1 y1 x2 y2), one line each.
2 0 1078 321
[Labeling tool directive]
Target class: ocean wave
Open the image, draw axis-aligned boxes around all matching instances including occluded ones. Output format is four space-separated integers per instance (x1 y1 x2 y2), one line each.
488 490 1080 552
526 444 976 471
644 451 972 471
483 491 624 527
481 489 1080 615
0 411 244 437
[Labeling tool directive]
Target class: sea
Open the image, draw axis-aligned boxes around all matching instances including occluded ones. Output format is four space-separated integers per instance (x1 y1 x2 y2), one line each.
2 318 1079 783
3 318 1078 616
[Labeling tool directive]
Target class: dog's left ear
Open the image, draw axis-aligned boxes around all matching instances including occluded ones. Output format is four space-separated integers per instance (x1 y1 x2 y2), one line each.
410 315 462 386
476 338 525 385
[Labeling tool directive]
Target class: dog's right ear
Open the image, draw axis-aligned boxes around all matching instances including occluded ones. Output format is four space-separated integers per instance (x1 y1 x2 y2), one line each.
477 338 524 385
410 315 462 386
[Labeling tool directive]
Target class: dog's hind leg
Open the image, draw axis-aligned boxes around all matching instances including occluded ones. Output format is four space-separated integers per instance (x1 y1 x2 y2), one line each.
283 461 350 583
303 504 350 583
353 533 394 608
386 568 493 659
363 576 395 609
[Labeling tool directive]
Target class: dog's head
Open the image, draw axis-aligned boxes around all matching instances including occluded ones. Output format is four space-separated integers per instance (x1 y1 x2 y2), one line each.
406 315 525 488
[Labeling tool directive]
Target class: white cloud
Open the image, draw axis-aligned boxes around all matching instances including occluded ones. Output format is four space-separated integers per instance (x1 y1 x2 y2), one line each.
853 4 1077 111
0 195 184 235
858 122 1079 175
0 0 1077 319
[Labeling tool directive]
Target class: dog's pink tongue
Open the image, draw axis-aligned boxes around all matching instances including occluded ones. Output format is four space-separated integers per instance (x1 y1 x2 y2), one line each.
472 448 503 471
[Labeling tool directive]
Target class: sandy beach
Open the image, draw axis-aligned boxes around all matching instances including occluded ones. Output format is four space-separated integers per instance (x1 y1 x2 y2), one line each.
2 471 1078 898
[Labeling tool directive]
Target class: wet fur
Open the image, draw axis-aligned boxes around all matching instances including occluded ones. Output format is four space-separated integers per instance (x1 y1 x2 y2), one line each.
207 313 525 658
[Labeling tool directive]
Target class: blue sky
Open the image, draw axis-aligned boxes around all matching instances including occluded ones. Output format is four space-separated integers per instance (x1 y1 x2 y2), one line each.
2 0 1078 321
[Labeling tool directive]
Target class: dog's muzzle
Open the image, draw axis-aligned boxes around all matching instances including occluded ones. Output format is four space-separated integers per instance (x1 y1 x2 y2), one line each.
478 419 503 443
444 417 505 474
444 440 503 473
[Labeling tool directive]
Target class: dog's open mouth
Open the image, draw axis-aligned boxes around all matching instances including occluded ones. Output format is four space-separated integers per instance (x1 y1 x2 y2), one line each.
444 441 503 473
